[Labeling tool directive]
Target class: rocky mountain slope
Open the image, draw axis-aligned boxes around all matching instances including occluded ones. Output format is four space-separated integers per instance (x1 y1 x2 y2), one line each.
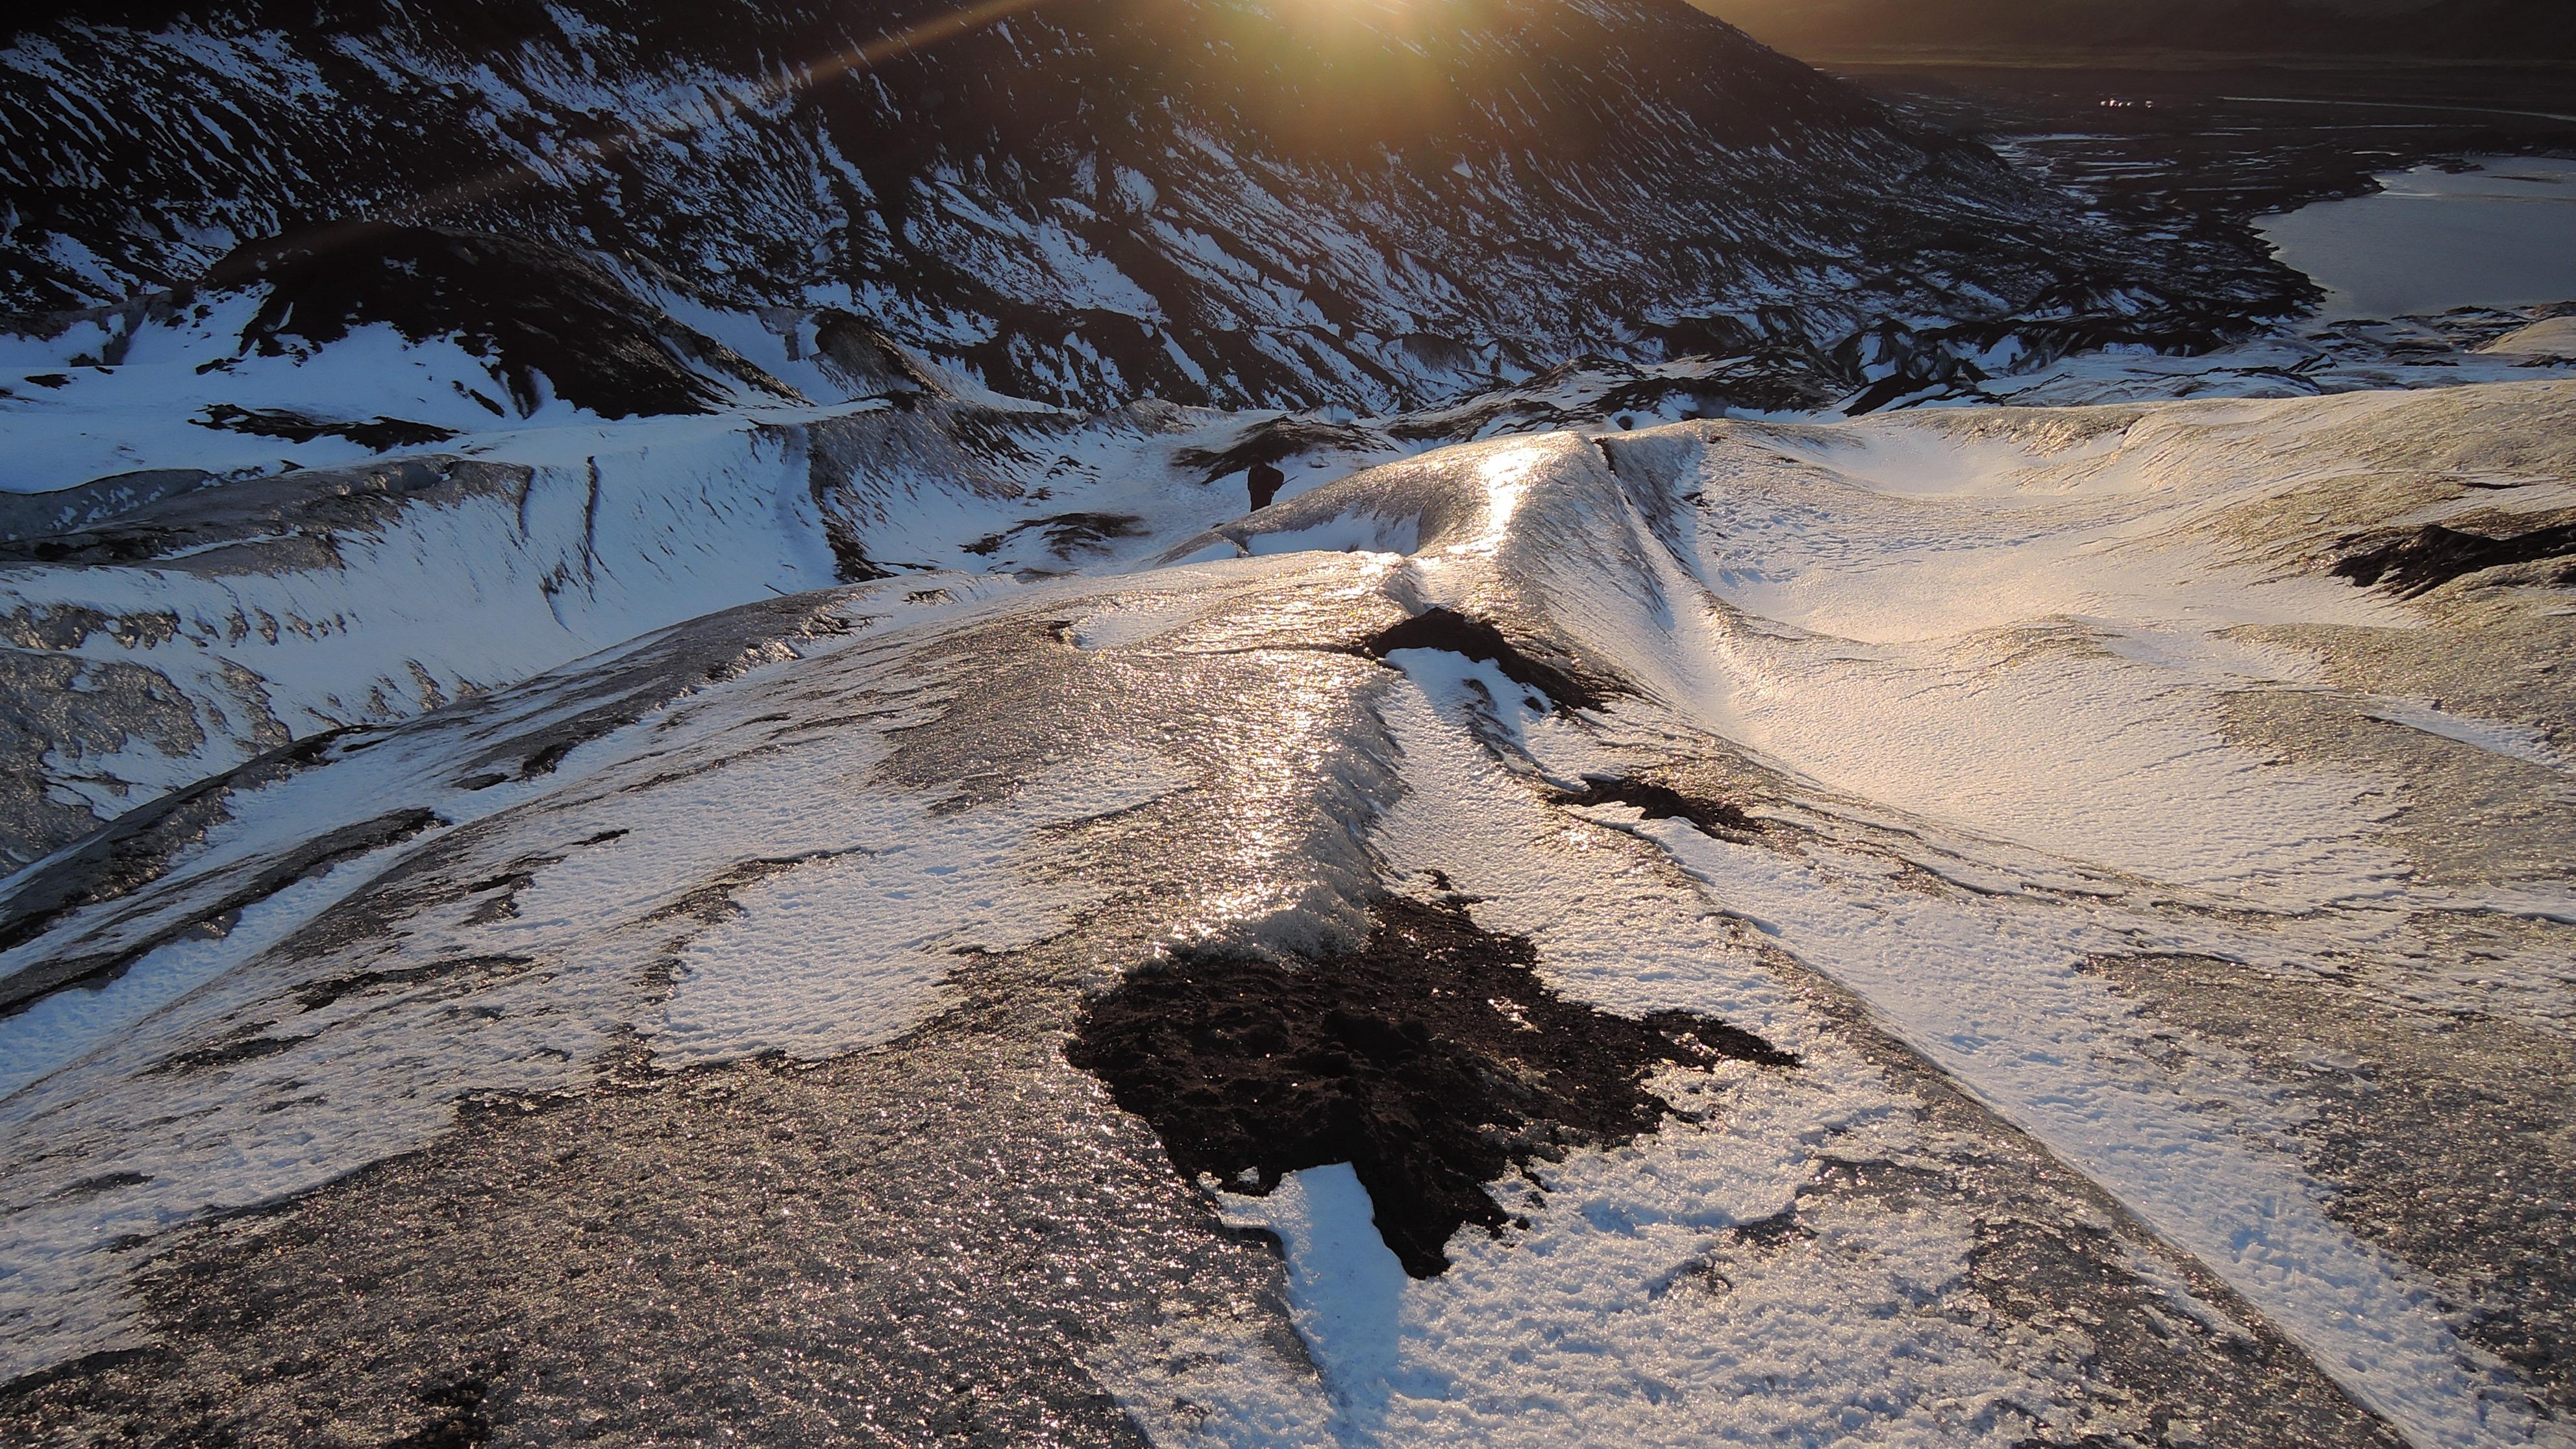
0 0 2322 873
0 0 2333 868
5 284 2556 874
3 0 2296 416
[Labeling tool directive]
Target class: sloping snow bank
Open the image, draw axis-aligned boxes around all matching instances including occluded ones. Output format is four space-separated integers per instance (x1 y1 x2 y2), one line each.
0 417 844 867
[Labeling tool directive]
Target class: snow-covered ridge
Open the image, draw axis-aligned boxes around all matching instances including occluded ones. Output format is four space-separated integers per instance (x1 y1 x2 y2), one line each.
3 378 2572 1444
5 3 2572 1439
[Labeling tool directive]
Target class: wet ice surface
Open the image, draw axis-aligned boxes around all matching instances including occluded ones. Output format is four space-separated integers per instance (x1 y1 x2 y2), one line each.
3 275 2570 874
2258 158 2576 320
3 381 2575 1446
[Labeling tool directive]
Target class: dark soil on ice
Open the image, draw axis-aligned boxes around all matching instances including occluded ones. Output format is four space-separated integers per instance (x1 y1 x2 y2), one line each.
1555 775 1761 837
1354 607 1615 714
1067 896 1795 1278
2333 519 2576 599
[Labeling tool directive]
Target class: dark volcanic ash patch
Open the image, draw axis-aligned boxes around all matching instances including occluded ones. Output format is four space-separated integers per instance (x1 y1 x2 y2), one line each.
1174 417 1389 485
2333 519 2576 599
959 511 1148 562
382 1368 496 1449
1356 607 1614 714
1558 774 1760 838
193 402 459 452
1247 461 1287 512
1066 897 1794 1278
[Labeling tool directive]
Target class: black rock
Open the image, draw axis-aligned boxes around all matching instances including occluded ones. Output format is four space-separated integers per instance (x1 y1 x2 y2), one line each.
1246 461 1287 511
1357 607 1614 714
1557 774 1760 837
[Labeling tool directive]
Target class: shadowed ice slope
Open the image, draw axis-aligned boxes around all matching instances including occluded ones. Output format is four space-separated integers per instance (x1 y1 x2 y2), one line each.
4 378 2573 1446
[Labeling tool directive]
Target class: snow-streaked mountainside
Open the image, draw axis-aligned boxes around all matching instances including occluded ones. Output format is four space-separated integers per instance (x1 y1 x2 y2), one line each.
1 0 2295 414
5 379 2575 1446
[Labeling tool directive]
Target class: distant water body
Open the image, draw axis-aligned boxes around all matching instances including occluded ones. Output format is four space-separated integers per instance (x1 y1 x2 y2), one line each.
2257 157 2576 319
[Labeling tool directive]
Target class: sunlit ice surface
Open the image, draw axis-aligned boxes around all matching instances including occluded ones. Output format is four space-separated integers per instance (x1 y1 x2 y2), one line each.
5 384 2576 1446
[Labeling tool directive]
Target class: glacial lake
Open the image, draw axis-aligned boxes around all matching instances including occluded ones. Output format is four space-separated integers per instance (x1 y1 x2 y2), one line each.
2257 156 2576 319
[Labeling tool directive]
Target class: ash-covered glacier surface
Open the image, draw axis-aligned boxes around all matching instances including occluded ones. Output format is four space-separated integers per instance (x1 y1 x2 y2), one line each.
5 258 2568 873
5 3 2576 1441
3 379 2574 1448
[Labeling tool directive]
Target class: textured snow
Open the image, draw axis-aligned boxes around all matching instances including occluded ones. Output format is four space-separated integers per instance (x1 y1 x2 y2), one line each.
0 295 605 491
2 334 2573 1442
1645 821 2527 1449
0 330 1424 860
649 743 1191 1065
0 577 1208 1377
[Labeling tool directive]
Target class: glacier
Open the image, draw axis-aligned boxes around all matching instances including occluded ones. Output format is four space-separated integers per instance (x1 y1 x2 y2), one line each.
3 1 2574 1443
3 373 2572 1446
